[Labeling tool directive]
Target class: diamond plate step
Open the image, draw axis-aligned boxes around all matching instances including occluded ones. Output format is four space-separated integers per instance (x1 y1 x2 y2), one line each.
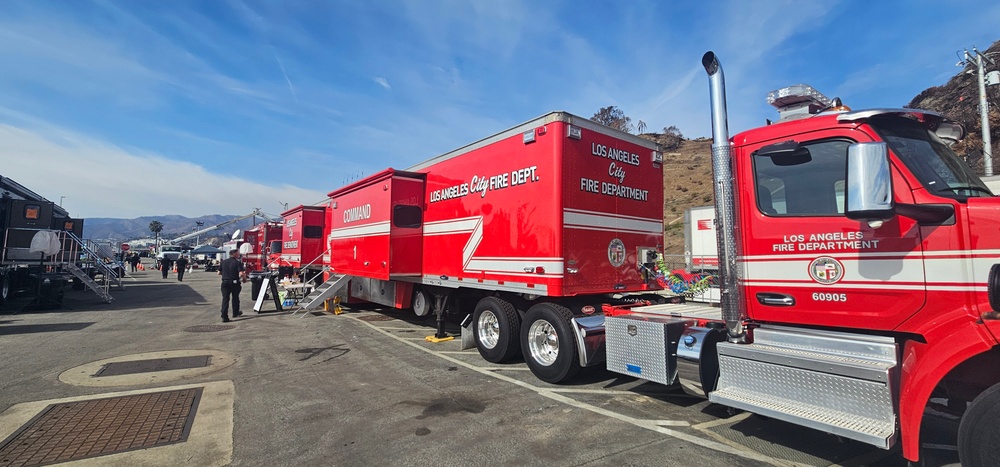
709 325 898 449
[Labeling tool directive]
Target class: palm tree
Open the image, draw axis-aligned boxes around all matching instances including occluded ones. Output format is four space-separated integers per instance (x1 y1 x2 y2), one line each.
149 220 163 247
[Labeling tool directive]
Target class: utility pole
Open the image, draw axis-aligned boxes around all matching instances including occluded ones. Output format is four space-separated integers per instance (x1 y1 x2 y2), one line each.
195 221 204 246
961 47 996 176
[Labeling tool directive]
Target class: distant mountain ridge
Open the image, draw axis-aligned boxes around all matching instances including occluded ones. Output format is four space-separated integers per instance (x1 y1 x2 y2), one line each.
83 214 267 242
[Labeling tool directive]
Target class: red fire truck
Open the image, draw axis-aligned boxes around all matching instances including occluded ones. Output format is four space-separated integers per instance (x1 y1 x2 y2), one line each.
303 52 1000 464
276 204 329 281
600 52 997 464
241 222 283 273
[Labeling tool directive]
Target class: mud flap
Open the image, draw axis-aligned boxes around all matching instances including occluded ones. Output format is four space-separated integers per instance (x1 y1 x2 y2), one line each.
460 314 476 350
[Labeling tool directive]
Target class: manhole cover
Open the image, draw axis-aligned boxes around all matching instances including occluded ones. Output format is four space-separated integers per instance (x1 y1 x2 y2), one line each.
93 356 212 377
356 315 396 322
0 388 202 466
183 324 236 332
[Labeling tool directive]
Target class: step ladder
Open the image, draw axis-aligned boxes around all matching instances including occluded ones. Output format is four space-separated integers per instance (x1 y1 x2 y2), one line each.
63 263 114 303
708 325 898 449
293 273 349 316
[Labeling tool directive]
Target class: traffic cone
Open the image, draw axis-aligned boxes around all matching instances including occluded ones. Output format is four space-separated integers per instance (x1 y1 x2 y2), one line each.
138 264 144 271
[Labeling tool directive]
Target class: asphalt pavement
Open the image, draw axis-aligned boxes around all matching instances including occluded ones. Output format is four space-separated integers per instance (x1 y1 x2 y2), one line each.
0 259 955 466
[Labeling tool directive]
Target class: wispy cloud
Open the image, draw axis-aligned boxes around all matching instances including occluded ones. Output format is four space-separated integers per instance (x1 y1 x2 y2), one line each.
0 120 325 218
373 77 392 90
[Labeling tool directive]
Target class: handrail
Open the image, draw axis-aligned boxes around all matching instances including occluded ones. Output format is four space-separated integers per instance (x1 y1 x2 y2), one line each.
298 247 331 276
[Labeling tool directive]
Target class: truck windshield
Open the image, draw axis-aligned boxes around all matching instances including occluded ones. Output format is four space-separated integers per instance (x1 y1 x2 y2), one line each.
870 116 992 199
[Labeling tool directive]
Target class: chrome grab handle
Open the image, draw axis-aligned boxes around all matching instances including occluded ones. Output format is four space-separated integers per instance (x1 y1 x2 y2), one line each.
756 293 795 306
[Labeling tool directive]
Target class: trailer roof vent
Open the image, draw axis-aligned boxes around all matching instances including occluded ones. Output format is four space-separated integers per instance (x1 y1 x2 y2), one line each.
767 84 838 122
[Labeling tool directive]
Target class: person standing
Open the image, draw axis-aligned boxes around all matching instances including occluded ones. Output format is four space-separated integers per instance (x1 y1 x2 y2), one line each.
219 249 247 322
160 257 173 279
130 253 140 272
175 255 189 281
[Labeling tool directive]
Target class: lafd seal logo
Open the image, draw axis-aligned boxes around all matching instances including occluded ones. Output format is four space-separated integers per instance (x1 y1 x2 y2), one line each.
808 257 844 285
608 238 626 268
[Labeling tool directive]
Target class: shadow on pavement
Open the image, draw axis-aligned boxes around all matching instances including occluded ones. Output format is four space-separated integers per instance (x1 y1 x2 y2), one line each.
0 322 95 335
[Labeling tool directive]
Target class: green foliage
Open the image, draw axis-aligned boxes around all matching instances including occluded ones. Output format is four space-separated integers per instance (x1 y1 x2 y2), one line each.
148 220 163 234
591 106 634 133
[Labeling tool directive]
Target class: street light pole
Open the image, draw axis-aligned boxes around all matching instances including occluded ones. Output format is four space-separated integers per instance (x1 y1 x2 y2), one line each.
964 48 995 176
59 196 66 207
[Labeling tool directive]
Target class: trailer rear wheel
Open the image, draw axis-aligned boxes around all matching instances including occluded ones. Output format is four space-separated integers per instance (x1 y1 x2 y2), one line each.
958 382 1000 467
473 297 521 362
412 288 431 317
521 303 580 383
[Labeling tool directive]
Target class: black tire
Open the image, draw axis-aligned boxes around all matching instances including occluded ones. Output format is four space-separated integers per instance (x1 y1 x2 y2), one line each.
958 382 1000 467
520 303 580 383
0 273 9 305
412 288 432 317
473 297 521 363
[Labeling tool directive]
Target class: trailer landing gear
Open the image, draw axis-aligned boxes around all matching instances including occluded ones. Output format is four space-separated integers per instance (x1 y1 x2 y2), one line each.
425 292 454 343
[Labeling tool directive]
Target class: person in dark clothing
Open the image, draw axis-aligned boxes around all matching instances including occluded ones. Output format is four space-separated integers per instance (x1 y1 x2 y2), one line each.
129 253 139 272
175 255 189 281
160 257 173 279
219 249 247 322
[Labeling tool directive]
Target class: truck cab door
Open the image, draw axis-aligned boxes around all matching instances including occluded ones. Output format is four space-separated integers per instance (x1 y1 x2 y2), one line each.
740 135 926 330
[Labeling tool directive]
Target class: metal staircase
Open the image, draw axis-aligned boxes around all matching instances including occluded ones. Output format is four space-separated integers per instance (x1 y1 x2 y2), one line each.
63 263 114 303
62 232 123 302
295 273 349 312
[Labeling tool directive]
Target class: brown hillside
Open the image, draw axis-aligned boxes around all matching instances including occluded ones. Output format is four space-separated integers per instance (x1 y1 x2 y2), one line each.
638 135 714 257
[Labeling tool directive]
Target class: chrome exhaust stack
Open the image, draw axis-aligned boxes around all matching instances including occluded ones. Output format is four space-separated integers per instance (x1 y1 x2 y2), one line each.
701 52 745 342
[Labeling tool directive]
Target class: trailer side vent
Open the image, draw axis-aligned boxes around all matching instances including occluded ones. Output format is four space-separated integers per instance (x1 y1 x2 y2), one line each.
523 129 536 144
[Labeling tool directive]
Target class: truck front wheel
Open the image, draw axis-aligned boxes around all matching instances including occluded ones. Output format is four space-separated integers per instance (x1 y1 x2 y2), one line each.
958 382 1000 466
521 303 580 383
473 297 521 362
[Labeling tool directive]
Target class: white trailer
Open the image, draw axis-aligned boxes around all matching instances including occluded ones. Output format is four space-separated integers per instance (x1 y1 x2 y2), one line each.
684 205 717 272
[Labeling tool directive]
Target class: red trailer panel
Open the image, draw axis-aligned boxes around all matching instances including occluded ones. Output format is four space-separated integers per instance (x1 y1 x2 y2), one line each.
280 204 329 271
327 170 425 280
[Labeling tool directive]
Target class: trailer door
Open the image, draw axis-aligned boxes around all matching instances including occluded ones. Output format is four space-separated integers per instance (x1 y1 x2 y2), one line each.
389 175 424 278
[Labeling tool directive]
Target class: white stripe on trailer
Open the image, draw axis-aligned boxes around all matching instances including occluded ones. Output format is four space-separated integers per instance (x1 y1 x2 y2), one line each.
328 221 391 239
465 257 564 276
420 275 549 295
423 217 481 236
563 209 662 235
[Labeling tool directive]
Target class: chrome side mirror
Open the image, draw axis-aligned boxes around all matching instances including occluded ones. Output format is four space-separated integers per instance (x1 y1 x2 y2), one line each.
846 142 894 221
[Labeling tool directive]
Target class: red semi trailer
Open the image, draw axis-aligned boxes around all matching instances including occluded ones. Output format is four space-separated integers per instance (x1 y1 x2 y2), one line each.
308 112 665 379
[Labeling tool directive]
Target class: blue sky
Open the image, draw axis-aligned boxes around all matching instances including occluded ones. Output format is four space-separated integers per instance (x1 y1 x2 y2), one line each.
1 0 998 218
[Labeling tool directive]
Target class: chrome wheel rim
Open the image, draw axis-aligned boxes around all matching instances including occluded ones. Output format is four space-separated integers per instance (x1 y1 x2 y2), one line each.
477 310 499 349
528 320 558 366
